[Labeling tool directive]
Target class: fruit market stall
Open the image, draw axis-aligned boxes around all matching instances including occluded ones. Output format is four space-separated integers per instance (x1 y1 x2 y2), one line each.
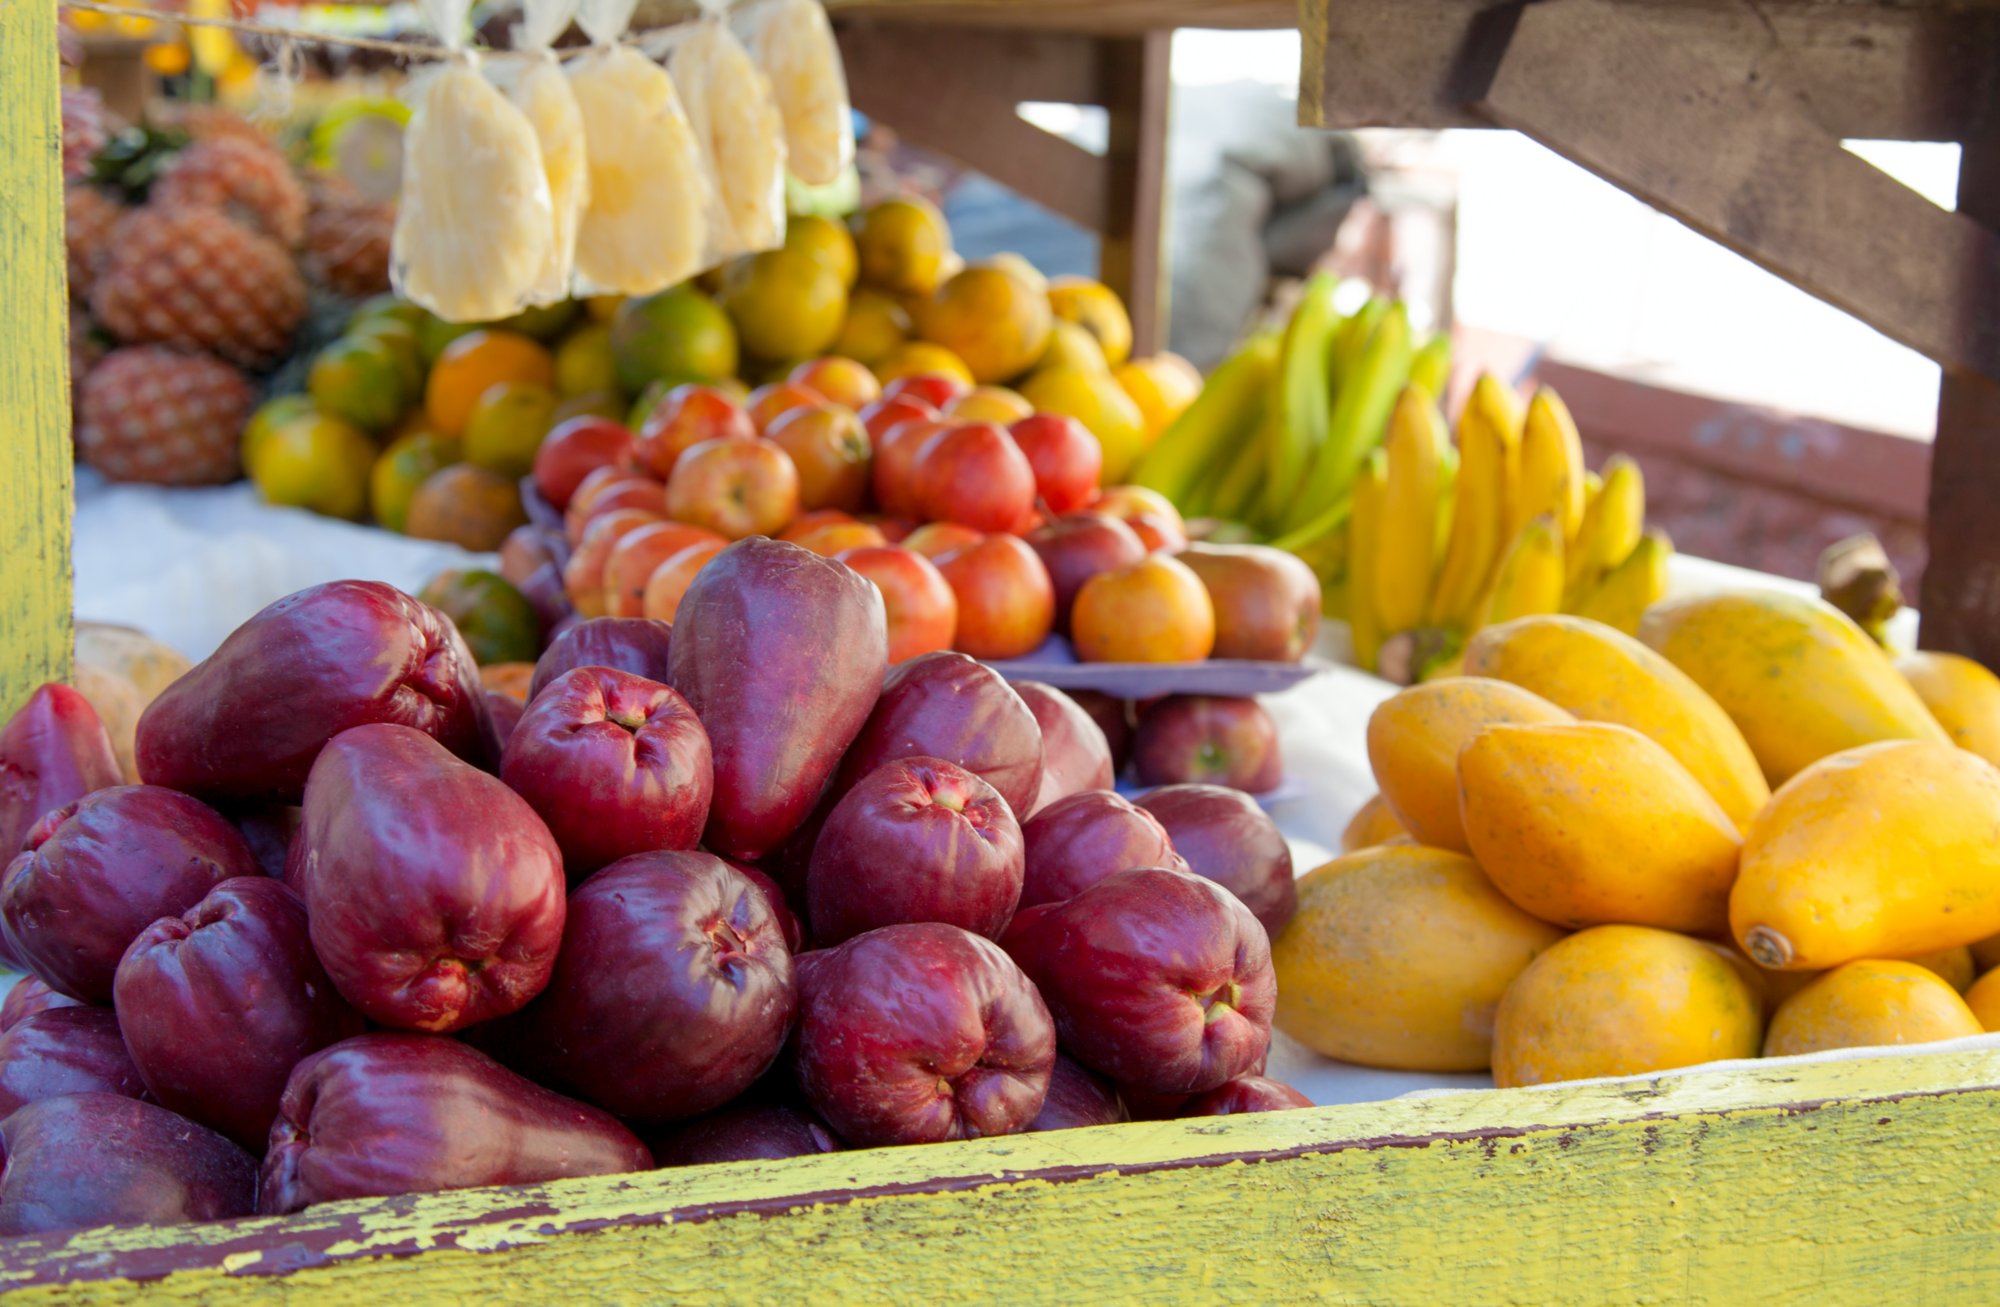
12 0 2000 1301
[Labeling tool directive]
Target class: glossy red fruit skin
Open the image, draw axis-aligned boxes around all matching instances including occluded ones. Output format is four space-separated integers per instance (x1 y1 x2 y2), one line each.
1003 866 1275 1095
534 416 635 510
1131 695 1283 793
1009 682 1115 816
808 757 1025 945
230 804 301 879
837 651 1044 819
529 615 675 701
1027 1053 1129 1132
669 539 888 860
1019 790 1184 911
113 877 366 1149
300 724 566 1033
857 395 939 448
510 852 795 1125
501 668 714 878
485 691 525 750
135 581 496 805
0 1007 147 1119
0 1093 256 1237
1136 783 1296 937
1 785 256 1002
259 1033 652 1215
0 976 80 1031
1008 413 1102 516
1067 689 1134 772
793 922 1055 1147
1181 1073 1312 1116
651 1100 842 1166
910 422 1037 533
724 857 806 953
1024 512 1145 634
0 683 121 856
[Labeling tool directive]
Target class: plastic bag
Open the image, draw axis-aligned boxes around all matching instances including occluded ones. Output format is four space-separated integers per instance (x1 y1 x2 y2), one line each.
566 0 713 294
669 8 786 258
742 0 853 187
485 0 588 304
391 0 556 322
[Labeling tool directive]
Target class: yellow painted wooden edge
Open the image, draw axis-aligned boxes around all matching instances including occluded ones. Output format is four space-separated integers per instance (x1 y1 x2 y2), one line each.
0 0 74 720
2 1043 1998 1302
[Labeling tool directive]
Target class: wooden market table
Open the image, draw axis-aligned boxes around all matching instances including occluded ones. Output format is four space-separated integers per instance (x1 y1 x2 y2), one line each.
7 0 2000 1299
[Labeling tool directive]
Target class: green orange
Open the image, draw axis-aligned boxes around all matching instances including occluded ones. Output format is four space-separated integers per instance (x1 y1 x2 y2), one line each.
309 335 408 432
424 330 555 436
463 381 558 479
610 286 738 395
248 411 377 520
719 247 848 362
416 569 543 665
241 394 317 469
369 430 461 533
554 322 621 398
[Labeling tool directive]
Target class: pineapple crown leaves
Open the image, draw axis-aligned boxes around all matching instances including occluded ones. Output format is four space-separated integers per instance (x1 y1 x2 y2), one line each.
87 125 194 204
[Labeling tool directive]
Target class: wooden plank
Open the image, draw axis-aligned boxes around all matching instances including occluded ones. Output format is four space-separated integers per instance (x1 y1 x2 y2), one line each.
1098 31 1173 356
3 1046 2000 1301
835 23 1105 109
1299 0 2000 142
1469 0 2000 384
0 0 74 721
1919 120 2000 661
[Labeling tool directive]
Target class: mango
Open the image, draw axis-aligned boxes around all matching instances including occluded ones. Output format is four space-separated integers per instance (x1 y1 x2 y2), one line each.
1492 924 1763 1088
1896 650 2000 766
1763 960 1981 1057
1338 793 1407 853
1459 721 1742 935
1964 968 2000 1031
1464 614 1769 828
1637 590 1947 786
1365 677 1573 853
1272 846 1565 1072
1731 740 2000 970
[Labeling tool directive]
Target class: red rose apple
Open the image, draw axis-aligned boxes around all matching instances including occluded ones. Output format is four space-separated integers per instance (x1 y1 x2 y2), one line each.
0 1094 255 1236
0 684 121 858
1009 681 1116 814
1019 790 1183 910
1137 783 1296 936
838 651 1044 817
653 1100 843 1166
0 976 79 1031
1132 695 1283 793
0 1006 147 1119
529 615 675 700
1009 413 1102 515
1027 1053 1129 1131
1181 1074 1312 1116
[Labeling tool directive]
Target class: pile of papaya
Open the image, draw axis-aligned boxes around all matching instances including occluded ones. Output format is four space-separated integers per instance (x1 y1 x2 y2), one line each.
1273 592 2000 1086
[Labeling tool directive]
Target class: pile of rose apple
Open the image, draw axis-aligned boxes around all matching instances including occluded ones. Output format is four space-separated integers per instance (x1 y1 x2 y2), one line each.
0 538 1308 1238
514 364 1319 673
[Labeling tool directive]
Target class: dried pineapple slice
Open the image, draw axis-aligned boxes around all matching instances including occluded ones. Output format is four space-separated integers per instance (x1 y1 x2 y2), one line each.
566 46 712 296
490 55 588 305
746 0 853 187
671 17 786 257
391 63 557 323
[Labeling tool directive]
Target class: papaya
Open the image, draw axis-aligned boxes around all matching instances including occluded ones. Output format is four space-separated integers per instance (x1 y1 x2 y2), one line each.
1964 968 2000 1032
1464 614 1768 828
1731 740 2000 970
1459 721 1742 935
1903 945 1975 994
1976 934 2000 973
1365 677 1573 854
1338 793 1407 853
1763 960 1981 1057
1896 650 2000 766
1637 590 1946 786
1492 924 1763 1088
1272 846 1565 1072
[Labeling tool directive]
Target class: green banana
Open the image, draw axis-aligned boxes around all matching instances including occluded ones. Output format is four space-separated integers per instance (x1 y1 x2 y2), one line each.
1329 295 1389 393
1206 397 1276 524
1131 331 1278 506
1409 332 1453 402
1255 274 1344 528
1284 301 1414 533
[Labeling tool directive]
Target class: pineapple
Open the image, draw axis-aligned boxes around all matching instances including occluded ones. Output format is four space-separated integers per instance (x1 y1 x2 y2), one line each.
69 306 106 419
64 182 124 299
90 206 308 369
152 136 308 248
76 346 253 486
60 86 115 180
302 173 394 298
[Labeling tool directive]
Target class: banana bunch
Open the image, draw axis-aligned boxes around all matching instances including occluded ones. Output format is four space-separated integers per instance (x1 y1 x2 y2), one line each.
1345 375 1672 682
1131 275 1443 586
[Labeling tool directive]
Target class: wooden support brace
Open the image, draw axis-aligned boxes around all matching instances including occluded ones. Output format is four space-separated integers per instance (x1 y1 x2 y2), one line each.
1098 30 1173 357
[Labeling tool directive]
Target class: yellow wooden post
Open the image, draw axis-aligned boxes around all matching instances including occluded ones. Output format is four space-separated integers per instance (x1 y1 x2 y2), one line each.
0 0 74 720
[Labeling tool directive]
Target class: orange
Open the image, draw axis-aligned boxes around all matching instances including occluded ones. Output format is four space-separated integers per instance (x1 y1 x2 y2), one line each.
1070 554 1217 663
874 341 974 387
945 386 1034 424
1036 319 1110 376
833 288 912 366
241 394 317 469
425 330 555 436
369 430 461 533
785 213 859 289
248 411 378 521
554 322 620 398
404 464 528 551
1116 353 1203 439
856 196 951 295
718 247 848 361
611 286 739 394
462 381 558 479
416 569 543 665
918 264 1053 383
309 335 409 431
1019 366 1148 483
1047 275 1133 366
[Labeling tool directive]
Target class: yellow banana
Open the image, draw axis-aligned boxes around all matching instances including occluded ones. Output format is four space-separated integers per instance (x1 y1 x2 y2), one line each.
1374 385 1447 635
1346 447 1388 674
1514 387 1586 545
1256 274 1343 526
1287 302 1413 533
1581 469 1604 514
1472 514 1565 634
1563 452 1645 601
1409 332 1453 402
1132 332 1278 504
1572 528 1673 634
1425 373 1521 626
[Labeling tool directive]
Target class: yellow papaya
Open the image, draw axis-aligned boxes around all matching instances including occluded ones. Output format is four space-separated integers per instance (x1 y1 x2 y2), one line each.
1458 721 1742 935
1896 649 2000 766
1763 959 1981 1057
1964 968 2000 1031
1731 740 2000 970
1272 846 1565 1072
1637 590 1947 785
1903 945 1975 994
1464 614 1769 828
1493 924 1763 1088
1365 677 1573 854
1338 793 1408 853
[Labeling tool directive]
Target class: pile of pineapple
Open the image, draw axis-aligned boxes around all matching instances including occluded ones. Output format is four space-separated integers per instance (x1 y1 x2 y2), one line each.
62 92 395 487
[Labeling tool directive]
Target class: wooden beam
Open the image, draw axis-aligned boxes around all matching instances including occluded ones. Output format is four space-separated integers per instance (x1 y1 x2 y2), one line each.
1919 113 2000 660
1098 31 1173 356
836 23 1105 109
1467 0 2000 385
0 0 74 720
